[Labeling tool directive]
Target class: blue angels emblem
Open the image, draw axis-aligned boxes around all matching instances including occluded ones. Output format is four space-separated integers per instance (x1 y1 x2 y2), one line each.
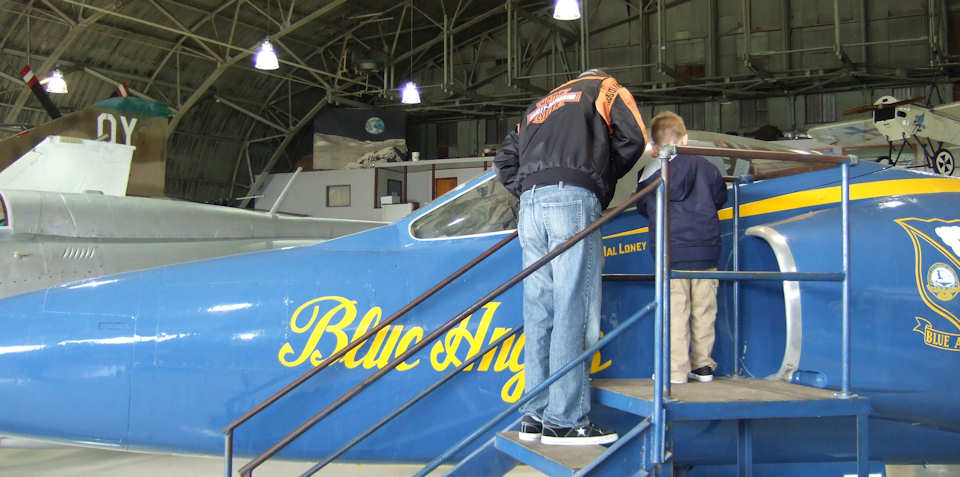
896 218 960 351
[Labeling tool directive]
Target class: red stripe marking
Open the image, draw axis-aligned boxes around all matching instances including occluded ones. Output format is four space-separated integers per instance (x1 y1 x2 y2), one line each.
20 65 37 86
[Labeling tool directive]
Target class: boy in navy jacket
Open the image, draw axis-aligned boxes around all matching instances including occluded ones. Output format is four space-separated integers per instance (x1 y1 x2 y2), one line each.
637 111 727 384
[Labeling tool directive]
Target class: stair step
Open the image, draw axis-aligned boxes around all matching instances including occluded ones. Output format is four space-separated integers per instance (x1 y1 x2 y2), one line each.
593 377 870 421
495 431 607 476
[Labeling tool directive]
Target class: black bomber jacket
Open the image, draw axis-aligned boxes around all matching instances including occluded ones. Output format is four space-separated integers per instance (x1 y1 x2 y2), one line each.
494 75 648 209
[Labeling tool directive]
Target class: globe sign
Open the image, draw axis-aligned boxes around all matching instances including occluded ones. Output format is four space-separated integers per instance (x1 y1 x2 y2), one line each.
365 116 385 135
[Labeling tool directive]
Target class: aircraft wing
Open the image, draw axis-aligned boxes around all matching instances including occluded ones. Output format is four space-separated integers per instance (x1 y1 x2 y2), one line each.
932 101 960 120
807 118 887 146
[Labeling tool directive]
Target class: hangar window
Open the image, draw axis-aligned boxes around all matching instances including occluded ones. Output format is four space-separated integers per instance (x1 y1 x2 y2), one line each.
327 185 351 207
410 176 518 240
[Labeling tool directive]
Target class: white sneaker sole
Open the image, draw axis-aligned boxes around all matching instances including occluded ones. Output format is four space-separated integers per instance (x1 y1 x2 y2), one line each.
540 433 619 446
688 374 713 382
518 431 540 442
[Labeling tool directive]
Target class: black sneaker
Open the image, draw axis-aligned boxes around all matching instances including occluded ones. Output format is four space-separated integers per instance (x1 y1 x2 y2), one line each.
688 366 714 382
540 423 618 446
518 415 542 442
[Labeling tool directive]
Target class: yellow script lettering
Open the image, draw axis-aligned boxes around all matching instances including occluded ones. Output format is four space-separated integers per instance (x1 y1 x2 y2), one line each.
278 296 356 367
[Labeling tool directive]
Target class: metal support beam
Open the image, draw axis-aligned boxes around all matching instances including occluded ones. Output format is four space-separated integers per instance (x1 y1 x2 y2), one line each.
56 0 351 132
737 419 753 477
859 0 867 68
707 0 718 78
238 98 330 208
657 0 666 70
147 0 223 62
389 5 505 69
742 0 751 68
782 0 792 71
82 67 161 103
580 0 589 69
215 96 289 133
4 5 112 123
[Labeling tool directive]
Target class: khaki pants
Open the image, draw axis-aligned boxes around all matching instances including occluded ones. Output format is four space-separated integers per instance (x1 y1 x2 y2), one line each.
669 269 719 382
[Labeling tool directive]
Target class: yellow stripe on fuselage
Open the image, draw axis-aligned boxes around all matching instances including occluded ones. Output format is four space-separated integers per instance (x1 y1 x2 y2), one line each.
602 177 960 240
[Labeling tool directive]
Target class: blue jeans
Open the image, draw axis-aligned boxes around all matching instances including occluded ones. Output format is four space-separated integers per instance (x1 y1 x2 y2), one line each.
517 183 602 428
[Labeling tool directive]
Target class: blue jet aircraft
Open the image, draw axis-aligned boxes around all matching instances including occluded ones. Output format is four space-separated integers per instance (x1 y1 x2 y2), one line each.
1 138 959 476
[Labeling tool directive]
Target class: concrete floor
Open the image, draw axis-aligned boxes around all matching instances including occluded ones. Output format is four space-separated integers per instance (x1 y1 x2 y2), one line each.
0 446 544 477
1 446 958 476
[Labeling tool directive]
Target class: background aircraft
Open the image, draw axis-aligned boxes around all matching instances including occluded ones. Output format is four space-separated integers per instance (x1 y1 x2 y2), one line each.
2 66 172 197
1 134 959 476
0 68 386 300
808 96 960 176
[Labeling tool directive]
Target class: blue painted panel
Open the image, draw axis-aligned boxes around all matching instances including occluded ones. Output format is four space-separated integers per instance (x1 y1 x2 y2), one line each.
763 196 960 431
0 303 133 445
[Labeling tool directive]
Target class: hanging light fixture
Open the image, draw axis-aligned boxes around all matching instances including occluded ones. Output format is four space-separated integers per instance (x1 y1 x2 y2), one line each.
401 81 421 104
254 39 279 70
553 0 581 20
43 69 68 94
400 0 421 104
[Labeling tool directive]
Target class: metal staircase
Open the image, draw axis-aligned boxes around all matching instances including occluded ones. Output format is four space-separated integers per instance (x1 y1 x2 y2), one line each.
223 145 871 477
423 146 870 477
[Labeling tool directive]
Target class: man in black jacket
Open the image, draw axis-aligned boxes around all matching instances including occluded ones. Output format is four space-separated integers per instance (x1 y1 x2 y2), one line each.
495 69 647 446
637 111 728 384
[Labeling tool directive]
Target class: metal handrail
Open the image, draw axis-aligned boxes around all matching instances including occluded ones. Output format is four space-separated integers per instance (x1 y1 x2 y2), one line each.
301 325 525 476
235 179 663 476
415 301 659 477
668 145 856 397
224 230 517 476
677 145 849 164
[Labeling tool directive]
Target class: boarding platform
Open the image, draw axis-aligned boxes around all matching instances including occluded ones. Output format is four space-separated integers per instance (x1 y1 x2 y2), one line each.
485 378 871 476
593 377 870 420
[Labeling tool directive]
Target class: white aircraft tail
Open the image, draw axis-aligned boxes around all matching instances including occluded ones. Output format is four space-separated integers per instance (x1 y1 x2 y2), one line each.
0 136 134 196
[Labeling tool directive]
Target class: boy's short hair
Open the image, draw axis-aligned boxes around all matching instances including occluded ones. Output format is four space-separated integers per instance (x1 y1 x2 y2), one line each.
650 111 687 146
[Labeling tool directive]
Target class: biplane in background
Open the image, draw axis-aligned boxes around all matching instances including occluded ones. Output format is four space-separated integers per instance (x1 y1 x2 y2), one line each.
809 95 960 176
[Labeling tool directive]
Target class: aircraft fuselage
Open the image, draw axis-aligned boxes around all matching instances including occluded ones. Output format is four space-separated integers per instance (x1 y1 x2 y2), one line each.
1 163 960 467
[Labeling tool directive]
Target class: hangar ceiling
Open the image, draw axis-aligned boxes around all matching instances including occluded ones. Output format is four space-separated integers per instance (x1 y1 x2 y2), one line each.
0 0 956 203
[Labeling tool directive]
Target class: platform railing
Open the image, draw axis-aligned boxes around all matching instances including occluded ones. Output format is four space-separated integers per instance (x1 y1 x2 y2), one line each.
663 145 856 399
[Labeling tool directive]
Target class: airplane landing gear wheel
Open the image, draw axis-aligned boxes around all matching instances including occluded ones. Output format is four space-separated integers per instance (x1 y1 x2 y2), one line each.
935 149 955 176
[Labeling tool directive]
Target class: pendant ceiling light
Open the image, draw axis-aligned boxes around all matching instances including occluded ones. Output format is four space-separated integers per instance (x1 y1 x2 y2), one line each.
254 39 279 70
400 1 421 104
44 69 68 94
553 0 581 20
401 81 421 104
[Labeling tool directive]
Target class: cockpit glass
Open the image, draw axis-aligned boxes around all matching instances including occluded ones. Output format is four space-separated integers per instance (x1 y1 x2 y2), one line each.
410 176 518 239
